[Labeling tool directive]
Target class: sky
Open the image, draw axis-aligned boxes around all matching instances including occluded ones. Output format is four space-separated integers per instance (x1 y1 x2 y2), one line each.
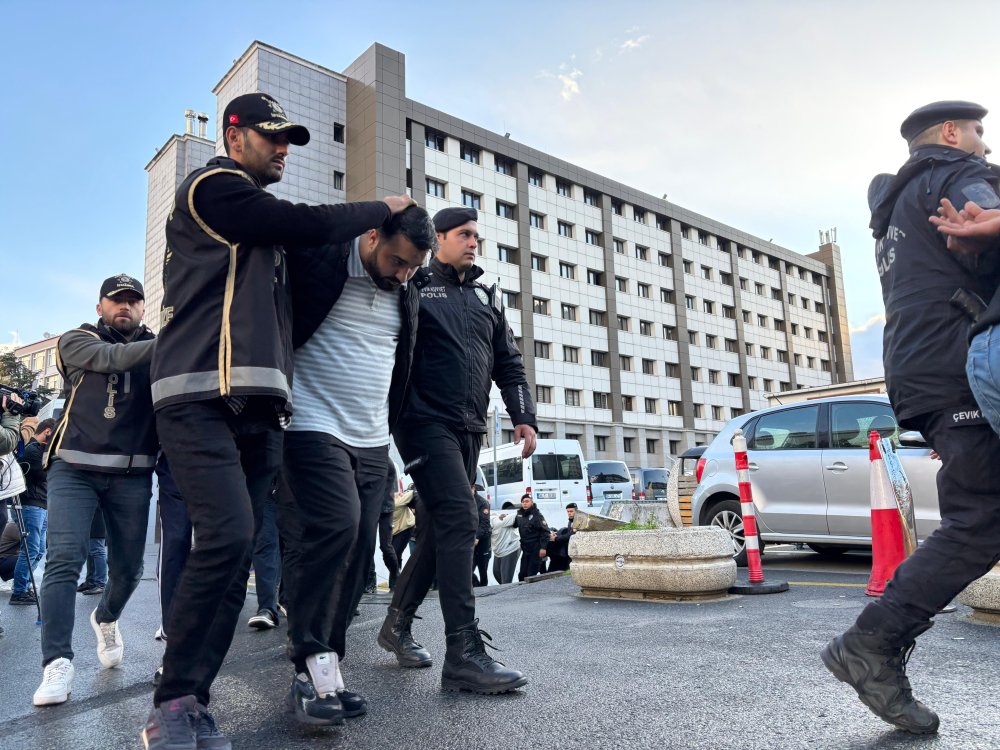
4 0 1000 379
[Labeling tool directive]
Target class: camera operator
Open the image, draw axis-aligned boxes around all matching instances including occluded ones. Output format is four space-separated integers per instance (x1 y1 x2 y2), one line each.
0 390 24 635
8 418 54 605
33 274 157 708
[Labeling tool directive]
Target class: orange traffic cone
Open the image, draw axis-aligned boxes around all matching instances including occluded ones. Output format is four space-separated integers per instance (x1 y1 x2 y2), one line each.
865 430 906 597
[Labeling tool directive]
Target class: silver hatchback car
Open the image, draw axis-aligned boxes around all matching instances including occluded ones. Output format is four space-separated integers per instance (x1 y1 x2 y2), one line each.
690 395 941 565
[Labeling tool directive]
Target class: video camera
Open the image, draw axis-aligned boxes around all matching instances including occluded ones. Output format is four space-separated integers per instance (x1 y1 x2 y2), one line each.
0 385 43 417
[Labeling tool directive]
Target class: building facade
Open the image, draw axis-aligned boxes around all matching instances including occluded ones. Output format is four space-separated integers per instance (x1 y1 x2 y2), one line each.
14 336 62 393
144 41 854 464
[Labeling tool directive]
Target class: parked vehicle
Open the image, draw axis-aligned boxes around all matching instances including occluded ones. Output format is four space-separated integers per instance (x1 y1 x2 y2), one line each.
479 439 586 523
629 467 670 501
586 459 634 511
689 395 941 566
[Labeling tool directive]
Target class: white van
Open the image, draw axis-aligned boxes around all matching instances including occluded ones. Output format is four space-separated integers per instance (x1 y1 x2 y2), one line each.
586 459 635 511
478 439 586 524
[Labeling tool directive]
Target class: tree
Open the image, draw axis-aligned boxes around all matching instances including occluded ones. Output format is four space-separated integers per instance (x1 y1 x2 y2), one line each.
0 351 55 397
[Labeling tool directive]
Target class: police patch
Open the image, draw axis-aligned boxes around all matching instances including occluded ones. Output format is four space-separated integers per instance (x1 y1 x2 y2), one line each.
474 288 489 305
961 181 1000 209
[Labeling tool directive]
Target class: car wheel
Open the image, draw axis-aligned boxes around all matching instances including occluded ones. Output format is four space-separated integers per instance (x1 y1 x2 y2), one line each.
707 499 748 567
807 543 849 557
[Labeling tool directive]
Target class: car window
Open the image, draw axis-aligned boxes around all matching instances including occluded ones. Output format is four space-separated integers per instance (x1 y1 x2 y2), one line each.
830 402 900 448
587 462 630 483
749 406 819 450
641 469 668 490
533 454 583 480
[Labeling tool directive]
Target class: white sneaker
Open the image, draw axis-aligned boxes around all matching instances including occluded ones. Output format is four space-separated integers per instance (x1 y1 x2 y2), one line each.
33 658 74 706
305 652 339 698
90 609 124 668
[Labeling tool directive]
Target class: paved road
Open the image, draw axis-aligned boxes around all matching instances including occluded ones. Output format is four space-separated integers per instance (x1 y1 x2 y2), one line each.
0 547 997 750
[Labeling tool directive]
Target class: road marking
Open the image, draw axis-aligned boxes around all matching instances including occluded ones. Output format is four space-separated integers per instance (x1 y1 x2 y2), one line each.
787 581 866 588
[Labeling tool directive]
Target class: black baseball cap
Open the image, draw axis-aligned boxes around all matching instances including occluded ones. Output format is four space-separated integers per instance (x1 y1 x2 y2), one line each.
100 274 144 300
223 93 310 146
900 100 988 142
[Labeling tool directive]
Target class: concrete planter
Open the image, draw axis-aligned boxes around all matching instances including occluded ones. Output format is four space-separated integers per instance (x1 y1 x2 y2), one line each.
959 562 1000 625
568 526 736 601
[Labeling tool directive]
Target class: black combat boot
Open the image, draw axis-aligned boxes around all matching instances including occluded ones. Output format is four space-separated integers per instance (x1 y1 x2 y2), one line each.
821 621 938 734
377 607 432 668
441 619 527 695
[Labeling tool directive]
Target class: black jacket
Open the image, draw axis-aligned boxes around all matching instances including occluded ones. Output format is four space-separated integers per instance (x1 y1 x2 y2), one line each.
869 145 1000 424
515 505 549 549
22 438 47 508
152 155 391 412
288 242 429 428
397 258 535 433
475 492 491 543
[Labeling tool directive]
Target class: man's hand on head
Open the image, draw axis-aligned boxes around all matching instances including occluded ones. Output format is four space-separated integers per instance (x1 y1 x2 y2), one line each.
513 424 537 459
383 195 417 215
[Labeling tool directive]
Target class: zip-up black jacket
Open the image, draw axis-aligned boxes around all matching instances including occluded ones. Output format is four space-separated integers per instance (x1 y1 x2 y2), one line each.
515 504 549 549
869 145 1000 424
475 492 491 543
22 439 47 508
397 257 535 433
151 155 391 412
288 242 429 428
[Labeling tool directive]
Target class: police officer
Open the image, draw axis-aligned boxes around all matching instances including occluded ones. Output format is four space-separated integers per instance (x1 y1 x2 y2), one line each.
822 101 1000 735
33 274 157 707
377 206 536 694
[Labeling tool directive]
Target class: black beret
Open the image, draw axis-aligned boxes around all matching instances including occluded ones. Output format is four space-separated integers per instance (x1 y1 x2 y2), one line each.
900 100 988 142
433 206 478 233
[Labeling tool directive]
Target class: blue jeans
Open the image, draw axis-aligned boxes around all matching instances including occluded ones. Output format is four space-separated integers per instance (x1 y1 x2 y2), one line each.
85 537 108 586
968 325 1000 436
39 460 152 665
12 505 47 594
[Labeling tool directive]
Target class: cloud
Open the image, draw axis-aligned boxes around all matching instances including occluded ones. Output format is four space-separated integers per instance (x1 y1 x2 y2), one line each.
620 35 650 53
557 68 583 101
850 314 886 335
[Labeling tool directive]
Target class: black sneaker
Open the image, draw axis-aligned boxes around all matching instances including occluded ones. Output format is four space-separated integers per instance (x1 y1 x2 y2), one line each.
9 591 37 606
194 703 231 750
83 583 105 596
77 582 95 594
285 673 344 726
247 608 278 630
821 623 939 734
141 695 198 750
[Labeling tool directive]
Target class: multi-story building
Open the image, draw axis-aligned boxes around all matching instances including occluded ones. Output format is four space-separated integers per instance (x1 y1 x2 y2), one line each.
14 336 62 393
144 41 853 464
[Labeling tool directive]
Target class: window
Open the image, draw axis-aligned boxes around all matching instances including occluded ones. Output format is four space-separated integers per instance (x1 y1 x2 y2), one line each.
709 369 720 384
497 245 518 264
728 372 741 387
688 330 699 345
683 260 693 274
496 201 516 220
818 330 829 343
660 288 674 303
685 295 696 310
693 403 704 418
617 315 630 331
619 354 632 371
587 269 605 286
802 298 810 310
815 302 826 315
534 341 550 359
821 359 831 372
804 326 813 339
528 169 544 187
531 254 547 272
611 199 623 215
697 231 708 245
780 381 791 391
807 356 816 369
791 323 799 336
461 190 481 209
559 262 576 279
777 350 789 363
659 252 672 268
563 346 579 363
752 251 761 264
641 358 656 375
665 362 680 378
589 309 607 326
639 320 653 336
594 392 610 409
670 440 681 455
701 265 713 280
712 405 723 420
656 215 669 231
739 277 748 291
585 229 601 245
556 179 572 197
725 338 738 353
558 221 574 238
616 276 629 293
591 350 609 367
637 283 650 299
425 129 445 151
536 385 552 404
502 291 520 309
750 405 819 450
763 378 774 392
745 342 754 356
644 398 658 414
622 395 634 411
584 189 601 207
333 123 345 143
477 238 484 256
635 245 649 261
761 346 771 360
562 303 578 321
720 272 733 286
794 353 803 366
333 171 344 190
774 319 786 332
646 438 659 455
703 300 715 314
831 402 899 449
742 310 752 323
529 212 545 229
668 401 682 417
663 325 677 340
748 376 757 389
705 334 718 349
722 305 735 319
633 207 646 223
691 366 701 381
533 297 550 315
565 389 581 407
771 288 781 301
565 433 581 443
425 177 445 197
460 142 480 164
595 435 608 451
614 238 626 254
758 314 768 327
786 265 797 277
788 292 796 305
769 257 780 270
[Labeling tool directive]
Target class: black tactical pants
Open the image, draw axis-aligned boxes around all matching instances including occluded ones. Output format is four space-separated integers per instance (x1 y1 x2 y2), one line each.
389 422 480 633
856 408 1000 635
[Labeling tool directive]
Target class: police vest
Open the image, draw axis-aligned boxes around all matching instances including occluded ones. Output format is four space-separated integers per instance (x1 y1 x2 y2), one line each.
151 156 293 411
47 323 158 474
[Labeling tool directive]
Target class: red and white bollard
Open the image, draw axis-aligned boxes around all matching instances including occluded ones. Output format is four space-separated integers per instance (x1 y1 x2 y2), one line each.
865 430 906 597
728 429 788 595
